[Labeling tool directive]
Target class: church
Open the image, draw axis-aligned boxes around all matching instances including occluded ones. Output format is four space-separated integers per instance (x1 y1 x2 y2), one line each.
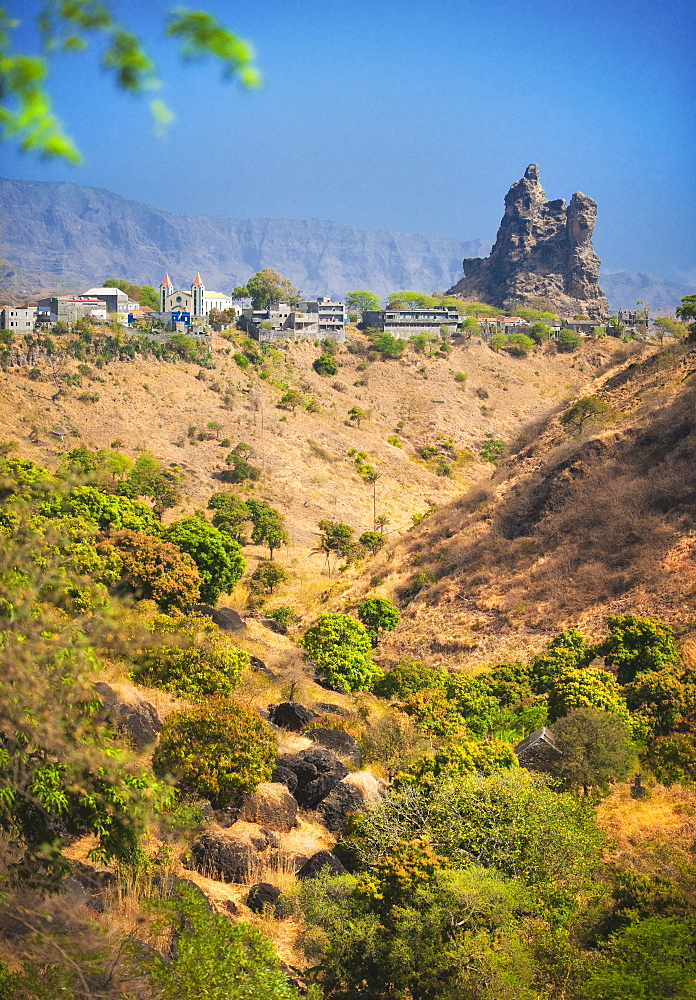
159 272 236 317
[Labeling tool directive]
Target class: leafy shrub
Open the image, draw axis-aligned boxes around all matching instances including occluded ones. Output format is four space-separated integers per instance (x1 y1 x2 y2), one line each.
531 629 591 693
300 613 382 691
561 396 612 432
131 613 249 700
98 529 201 609
557 328 581 352
153 700 276 805
142 883 318 999
373 659 448 699
623 668 692 739
313 353 338 376
645 734 696 785
399 738 518 786
40 484 162 534
357 597 400 645
480 434 505 462
267 605 295 625
164 516 245 604
597 614 680 685
442 674 508 736
402 687 466 739
478 661 533 707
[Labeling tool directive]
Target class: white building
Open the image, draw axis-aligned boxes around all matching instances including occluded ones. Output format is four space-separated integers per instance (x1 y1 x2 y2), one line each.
1 305 37 331
83 286 130 316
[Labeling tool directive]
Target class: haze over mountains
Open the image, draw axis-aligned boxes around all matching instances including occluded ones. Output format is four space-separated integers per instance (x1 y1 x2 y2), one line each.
0 177 691 311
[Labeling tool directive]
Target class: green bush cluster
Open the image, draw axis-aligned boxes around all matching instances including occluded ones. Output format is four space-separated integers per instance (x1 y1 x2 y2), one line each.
130 612 249 700
153 700 276 806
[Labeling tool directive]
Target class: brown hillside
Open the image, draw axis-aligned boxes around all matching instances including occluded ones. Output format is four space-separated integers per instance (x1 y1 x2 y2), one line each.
338 341 696 667
0 328 636 610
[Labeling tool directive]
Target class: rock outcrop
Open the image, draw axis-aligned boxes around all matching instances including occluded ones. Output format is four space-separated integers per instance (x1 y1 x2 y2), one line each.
448 164 608 321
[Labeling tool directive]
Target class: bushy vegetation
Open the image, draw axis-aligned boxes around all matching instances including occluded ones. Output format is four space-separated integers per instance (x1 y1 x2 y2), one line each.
130 612 249 700
301 613 383 691
153 700 276 805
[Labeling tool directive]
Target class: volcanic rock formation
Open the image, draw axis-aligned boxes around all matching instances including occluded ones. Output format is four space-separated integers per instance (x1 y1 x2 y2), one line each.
448 164 608 320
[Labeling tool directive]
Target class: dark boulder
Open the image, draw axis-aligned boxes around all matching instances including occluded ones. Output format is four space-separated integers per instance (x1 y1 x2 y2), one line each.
296 851 346 880
261 617 287 635
295 772 345 809
270 765 299 794
298 748 348 778
317 773 385 832
94 682 161 749
275 754 318 787
316 702 350 717
246 882 281 914
191 604 245 632
186 831 258 883
305 727 362 767
240 782 298 832
268 702 319 731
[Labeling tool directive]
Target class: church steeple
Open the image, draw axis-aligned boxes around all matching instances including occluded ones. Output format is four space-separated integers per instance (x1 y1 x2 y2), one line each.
160 271 174 312
191 272 205 317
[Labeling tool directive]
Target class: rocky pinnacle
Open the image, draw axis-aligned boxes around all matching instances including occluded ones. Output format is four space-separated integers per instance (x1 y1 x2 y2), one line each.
447 164 608 321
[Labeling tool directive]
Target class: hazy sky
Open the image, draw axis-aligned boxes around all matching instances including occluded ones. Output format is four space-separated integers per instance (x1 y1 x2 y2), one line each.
3 0 695 282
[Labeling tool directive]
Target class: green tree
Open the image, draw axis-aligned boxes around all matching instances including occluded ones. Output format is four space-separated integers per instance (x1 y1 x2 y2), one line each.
676 294 696 341
245 268 300 309
645 733 696 785
544 707 635 794
97 529 201 609
1 5 260 163
346 290 381 312
557 328 582 352
561 395 612 432
582 916 696 1000
250 560 289 595
529 321 552 343
373 659 449 699
490 332 508 352
623 668 692 739
122 454 183 518
653 316 687 343
359 530 385 556
367 330 405 359
357 596 400 646
245 499 287 559
207 492 251 542
313 352 338 375
153 700 276 805
505 332 535 356
531 629 592 693
348 405 367 427
349 769 606 902
164 516 245 604
300 613 382 691
278 388 305 412
597 614 680 685
401 739 518 786
41 484 162 534
548 668 631 726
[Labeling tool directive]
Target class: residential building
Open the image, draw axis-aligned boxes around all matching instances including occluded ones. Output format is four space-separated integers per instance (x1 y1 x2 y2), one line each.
300 297 347 335
363 305 460 338
83 286 130 315
1 305 37 331
240 302 322 341
37 296 108 324
561 318 597 335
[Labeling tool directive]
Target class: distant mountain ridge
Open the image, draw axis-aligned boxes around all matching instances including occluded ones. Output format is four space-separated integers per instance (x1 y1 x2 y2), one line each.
0 177 692 311
0 177 489 300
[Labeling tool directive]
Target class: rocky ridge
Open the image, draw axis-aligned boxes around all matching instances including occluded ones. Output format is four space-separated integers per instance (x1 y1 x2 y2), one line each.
448 163 609 321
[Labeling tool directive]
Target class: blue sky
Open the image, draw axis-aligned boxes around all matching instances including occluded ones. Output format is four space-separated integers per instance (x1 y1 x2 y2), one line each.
3 0 695 282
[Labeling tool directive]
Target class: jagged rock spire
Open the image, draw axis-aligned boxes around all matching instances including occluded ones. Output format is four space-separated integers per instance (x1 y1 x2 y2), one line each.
447 165 608 321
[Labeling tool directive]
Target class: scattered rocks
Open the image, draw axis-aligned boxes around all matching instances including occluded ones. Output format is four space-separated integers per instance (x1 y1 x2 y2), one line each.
191 604 245 632
94 682 161 749
270 764 299 794
260 617 287 635
296 851 346 880
268 702 319 731
246 882 282 914
250 655 277 679
305 727 362 767
240 782 298 833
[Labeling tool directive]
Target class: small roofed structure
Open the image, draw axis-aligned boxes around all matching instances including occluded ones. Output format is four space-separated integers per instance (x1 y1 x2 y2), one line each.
513 726 562 771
